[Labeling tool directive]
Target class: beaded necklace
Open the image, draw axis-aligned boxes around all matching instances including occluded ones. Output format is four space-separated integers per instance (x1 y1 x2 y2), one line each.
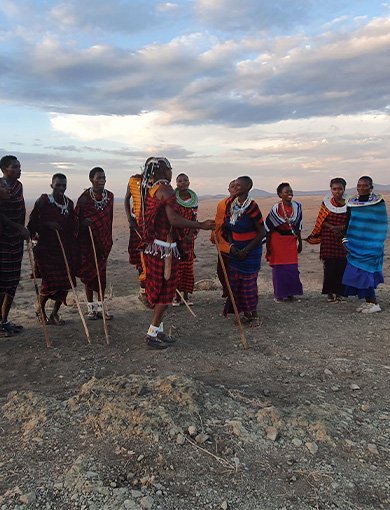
48 193 69 215
175 189 198 208
89 187 110 211
229 195 252 225
280 201 297 237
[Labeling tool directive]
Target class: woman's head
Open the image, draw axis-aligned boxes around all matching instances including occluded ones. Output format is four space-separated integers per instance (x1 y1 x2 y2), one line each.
277 182 293 202
176 173 189 191
330 178 346 200
357 176 373 196
0 155 21 182
235 176 253 196
145 157 172 183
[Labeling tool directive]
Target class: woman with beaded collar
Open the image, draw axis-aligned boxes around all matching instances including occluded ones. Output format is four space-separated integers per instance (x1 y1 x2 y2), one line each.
342 176 388 314
265 183 303 303
75 167 114 320
28 174 77 325
305 178 348 302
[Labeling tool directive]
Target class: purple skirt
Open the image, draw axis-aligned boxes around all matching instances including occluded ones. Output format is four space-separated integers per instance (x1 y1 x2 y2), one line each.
342 262 384 299
272 264 303 300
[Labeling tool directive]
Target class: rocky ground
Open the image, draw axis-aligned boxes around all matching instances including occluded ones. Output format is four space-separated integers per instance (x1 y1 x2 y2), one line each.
0 286 389 510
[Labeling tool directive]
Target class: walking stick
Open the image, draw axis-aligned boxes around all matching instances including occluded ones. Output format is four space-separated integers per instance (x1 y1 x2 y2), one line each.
215 235 248 350
175 289 197 318
88 226 110 345
56 230 91 344
26 241 52 348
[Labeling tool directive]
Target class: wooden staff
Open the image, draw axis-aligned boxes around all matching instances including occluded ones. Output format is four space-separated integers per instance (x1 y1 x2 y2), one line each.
26 241 52 348
88 226 110 345
175 289 197 318
56 230 91 344
214 234 248 350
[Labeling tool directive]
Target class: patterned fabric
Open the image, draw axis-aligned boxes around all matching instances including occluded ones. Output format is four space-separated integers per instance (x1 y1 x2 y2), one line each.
128 230 142 266
176 199 197 294
0 179 25 297
265 201 302 235
127 175 143 268
142 183 181 306
75 189 114 291
177 260 195 294
27 194 77 302
266 202 302 266
345 199 388 273
305 196 347 259
223 198 263 274
128 175 143 219
223 270 258 315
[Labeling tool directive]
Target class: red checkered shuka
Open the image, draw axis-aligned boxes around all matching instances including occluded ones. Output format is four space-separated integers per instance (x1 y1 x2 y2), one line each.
75 189 114 291
28 194 77 302
142 186 181 305
128 229 142 266
319 210 347 260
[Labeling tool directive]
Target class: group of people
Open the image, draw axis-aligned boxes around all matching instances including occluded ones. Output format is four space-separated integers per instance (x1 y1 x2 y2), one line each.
0 153 388 348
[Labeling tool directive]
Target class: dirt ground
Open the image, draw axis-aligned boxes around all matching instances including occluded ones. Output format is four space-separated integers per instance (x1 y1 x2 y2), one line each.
0 196 389 510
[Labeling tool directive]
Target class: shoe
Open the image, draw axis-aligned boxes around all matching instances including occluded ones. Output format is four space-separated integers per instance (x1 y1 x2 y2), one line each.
274 298 285 303
8 322 23 332
356 302 370 312
361 303 381 314
327 294 336 302
145 335 169 349
0 321 15 337
157 332 177 344
172 301 181 307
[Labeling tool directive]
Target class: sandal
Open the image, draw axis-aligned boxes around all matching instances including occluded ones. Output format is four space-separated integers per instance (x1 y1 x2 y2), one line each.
46 314 65 326
87 303 98 320
0 321 15 337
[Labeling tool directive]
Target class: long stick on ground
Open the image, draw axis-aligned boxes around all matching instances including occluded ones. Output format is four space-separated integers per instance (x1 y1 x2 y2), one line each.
56 230 91 344
215 237 248 350
175 289 197 318
26 241 52 348
88 226 110 345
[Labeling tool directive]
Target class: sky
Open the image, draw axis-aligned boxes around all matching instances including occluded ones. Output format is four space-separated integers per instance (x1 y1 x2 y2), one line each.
0 0 389 198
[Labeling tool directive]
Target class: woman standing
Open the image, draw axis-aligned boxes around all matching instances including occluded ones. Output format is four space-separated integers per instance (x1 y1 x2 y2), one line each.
342 176 388 314
306 178 348 302
174 173 198 305
223 176 264 324
266 183 303 302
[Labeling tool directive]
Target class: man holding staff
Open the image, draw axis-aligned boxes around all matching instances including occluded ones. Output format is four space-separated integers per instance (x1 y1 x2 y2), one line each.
75 167 114 320
0 155 30 337
27 173 77 325
141 157 214 349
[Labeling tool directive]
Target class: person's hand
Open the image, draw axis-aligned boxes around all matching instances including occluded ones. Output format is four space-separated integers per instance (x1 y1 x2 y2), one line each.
19 226 30 241
81 218 93 229
128 216 138 230
46 221 61 231
199 219 215 230
237 248 248 260
230 245 238 255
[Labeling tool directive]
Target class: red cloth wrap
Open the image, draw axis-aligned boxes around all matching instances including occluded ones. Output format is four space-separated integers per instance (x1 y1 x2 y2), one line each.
75 189 114 292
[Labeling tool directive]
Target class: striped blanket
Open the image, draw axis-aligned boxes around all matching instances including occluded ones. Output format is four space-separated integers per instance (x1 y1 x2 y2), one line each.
346 199 388 273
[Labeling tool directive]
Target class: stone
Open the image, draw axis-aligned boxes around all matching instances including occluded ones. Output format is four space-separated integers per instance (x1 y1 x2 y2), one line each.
176 434 186 445
367 444 379 455
324 369 333 376
305 442 318 455
19 492 36 505
195 433 209 444
221 501 228 510
292 438 302 447
124 500 140 510
137 454 145 462
350 384 361 391
188 425 197 437
361 404 369 412
140 496 154 509
131 490 143 499
331 385 340 392
266 426 278 442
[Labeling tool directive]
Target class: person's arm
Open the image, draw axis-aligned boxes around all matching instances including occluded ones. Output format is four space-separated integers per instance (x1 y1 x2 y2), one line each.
297 231 302 253
124 184 134 226
236 223 265 259
0 214 30 240
158 185 214 230
76 195 93 229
